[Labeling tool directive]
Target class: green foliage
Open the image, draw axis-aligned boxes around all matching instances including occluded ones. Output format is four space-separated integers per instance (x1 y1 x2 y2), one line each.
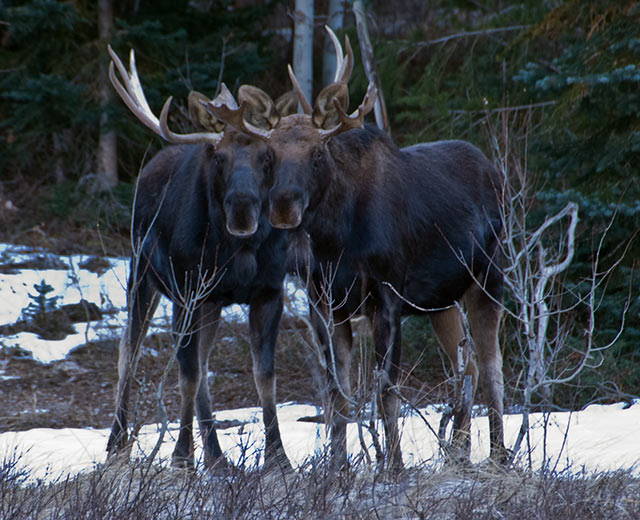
0 0 280 184
513 1 640 200
43 180 134 233
21 279 59 322
365 0 640 407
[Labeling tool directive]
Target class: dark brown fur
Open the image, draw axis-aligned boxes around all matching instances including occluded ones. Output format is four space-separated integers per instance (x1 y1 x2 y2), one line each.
107 132 291 470
267 119 507 469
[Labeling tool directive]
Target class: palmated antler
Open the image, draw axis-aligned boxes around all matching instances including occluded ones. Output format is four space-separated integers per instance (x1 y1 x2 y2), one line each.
201 89 274 141
108 45 223 145
318 82 377 140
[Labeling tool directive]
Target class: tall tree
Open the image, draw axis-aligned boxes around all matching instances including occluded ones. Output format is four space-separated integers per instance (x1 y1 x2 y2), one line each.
97 0 118 190
293 0 314 105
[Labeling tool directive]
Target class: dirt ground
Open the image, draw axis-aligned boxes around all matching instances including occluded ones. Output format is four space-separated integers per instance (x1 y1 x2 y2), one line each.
0 310 450 435
0 317 318 432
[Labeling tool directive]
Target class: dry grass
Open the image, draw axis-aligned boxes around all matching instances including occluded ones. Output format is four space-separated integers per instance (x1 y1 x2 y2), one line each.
2 448 639 519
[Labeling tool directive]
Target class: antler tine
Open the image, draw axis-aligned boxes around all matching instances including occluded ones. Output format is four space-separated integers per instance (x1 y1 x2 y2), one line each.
339 35 354 84
206 98 273 141
324 25 344 83
323 26 354 85
108 47 160 133
107 45 222 145
287 64 313 115
319 82 377 140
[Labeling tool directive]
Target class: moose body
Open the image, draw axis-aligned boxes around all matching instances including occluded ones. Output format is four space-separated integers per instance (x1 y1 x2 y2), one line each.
106 47 292 469
107 139 291 469
155 26 507 467
273 122 506 467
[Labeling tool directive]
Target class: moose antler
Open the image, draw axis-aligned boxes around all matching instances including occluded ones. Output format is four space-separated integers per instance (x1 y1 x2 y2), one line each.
200 88 274 141
319 82 377 140
325 25 353 84
286 25 354 117
286 64 313 115
108 45 223 145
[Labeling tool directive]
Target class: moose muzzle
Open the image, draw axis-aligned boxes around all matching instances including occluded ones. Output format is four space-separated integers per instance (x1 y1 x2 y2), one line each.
268 187 308 229
224 190 261 237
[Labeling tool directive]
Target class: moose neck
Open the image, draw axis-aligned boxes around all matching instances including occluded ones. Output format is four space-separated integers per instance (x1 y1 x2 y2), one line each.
305 127 406 275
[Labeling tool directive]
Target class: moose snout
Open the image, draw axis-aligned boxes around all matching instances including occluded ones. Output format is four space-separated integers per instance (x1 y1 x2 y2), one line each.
268 187 308 229
224 191 261 237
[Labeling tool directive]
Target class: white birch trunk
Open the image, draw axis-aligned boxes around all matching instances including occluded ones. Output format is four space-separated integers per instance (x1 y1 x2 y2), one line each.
293 0 314 108
97 0 118 190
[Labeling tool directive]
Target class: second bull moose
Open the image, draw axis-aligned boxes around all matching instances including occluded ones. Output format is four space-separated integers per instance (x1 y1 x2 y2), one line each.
214 29 508 469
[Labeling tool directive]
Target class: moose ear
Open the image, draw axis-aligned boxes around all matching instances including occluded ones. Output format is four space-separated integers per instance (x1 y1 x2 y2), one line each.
188 91 226 133
238 85 280 130
312 83 349 130
275 90 300 117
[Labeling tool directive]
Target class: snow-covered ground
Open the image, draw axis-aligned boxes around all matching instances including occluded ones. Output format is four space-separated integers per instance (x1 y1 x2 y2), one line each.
1 401 638 483
1 243 638 483
0 243 307 363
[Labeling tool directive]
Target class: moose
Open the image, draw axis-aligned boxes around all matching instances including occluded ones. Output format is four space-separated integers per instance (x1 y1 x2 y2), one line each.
106 46 297 470
212 29 508 469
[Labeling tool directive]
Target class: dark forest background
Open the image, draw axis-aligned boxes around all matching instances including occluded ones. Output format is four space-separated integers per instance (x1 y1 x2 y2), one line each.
1 0 638 409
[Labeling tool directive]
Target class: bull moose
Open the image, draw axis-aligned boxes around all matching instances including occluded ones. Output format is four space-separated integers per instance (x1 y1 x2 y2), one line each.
106 46 296 470
212 29 508 469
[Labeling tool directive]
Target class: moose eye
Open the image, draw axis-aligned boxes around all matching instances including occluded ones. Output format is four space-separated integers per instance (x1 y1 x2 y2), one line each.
311 147 324 164
214 153 227 169
261 149 274 170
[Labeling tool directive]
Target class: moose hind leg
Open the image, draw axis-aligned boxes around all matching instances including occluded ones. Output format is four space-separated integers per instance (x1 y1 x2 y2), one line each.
107 276 159 458
465 282 507 463
430 305 479 462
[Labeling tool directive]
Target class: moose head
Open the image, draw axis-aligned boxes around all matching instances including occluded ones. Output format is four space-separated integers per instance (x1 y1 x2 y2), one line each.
108 46 285 238
195 28 377 231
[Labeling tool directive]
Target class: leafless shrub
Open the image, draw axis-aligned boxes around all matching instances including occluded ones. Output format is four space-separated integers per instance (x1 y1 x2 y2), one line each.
484 109 631 466
2 448 639 519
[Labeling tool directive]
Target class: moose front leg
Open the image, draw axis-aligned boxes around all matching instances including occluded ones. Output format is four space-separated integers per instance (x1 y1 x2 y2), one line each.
248 286 289 469
194 302 226 468
309 292 354 469
172 309 200 469
371 289 404 471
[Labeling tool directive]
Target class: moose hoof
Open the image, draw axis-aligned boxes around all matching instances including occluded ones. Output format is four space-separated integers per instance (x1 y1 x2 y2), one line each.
263 451 294 475
106 429 129 458
171 447 195 471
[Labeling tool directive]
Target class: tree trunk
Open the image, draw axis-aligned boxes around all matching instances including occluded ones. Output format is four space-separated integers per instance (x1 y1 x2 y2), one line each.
353 1 389 134
96 0 118 190
293 0 314 108
322 0 345 85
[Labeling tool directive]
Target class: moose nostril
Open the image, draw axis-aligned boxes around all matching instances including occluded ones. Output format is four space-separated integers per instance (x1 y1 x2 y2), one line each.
225 191 260 210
